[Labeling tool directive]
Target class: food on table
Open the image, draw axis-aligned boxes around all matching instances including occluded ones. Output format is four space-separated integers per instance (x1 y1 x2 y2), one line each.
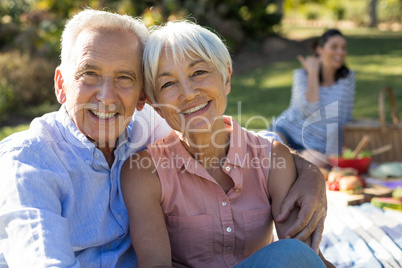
338 176 363 195
327 167 357 183
392 187 402 202
341 148 372 159
326 167 366 194
371 197 402 212
328 149 372 174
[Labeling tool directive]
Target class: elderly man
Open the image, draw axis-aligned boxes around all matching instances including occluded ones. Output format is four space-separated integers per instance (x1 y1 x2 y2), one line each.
0 9 326 267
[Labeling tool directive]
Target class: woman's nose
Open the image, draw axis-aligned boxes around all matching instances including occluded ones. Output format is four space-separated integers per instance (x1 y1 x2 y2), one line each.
179 79 199 101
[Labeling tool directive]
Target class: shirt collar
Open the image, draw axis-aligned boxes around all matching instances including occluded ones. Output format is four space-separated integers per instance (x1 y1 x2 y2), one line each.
56 104 130 152
224 116 248 168
165 116 248 173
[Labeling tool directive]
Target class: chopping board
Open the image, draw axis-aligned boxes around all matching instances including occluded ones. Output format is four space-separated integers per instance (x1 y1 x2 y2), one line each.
326 183 393 206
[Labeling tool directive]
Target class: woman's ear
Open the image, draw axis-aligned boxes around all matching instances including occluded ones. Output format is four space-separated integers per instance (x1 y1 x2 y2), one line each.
224 65 232 95
54 67 66 104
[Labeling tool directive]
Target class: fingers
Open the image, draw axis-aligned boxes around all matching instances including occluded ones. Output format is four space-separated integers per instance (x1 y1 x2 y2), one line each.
284 206 316 239
310 217 325 254
297 55 305 66
276 192 297 223
298 55 320 74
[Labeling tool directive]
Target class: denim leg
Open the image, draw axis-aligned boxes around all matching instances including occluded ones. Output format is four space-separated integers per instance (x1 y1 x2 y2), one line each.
235 239 326 268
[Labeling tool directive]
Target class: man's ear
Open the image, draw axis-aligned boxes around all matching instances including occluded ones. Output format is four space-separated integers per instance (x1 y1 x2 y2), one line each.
54 67 66 104
135 90 147 111
224 65 232 95
146 96 164 119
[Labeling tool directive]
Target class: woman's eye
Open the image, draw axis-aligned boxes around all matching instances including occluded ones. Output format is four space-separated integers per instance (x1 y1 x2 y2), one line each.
193 70 207 76
161 81 174 89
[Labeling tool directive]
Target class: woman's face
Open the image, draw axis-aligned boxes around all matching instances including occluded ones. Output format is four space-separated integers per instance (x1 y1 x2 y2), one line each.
153 49 231 134
317 35 347 71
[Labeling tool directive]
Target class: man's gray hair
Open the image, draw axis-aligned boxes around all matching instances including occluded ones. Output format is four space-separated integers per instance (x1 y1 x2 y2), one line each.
143 20 232 104
60 8 149 71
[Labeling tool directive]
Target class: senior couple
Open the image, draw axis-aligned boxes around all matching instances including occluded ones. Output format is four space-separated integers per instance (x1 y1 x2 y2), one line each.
0 9 332 267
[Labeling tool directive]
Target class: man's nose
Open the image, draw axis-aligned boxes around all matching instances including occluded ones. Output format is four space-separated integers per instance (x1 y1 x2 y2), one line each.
96 77 117 105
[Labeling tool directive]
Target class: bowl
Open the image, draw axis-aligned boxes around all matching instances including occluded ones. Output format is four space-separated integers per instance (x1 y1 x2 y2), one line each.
328 156 372 174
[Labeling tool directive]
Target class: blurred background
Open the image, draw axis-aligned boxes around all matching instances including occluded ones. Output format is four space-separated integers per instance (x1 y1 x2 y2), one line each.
0 0 401 139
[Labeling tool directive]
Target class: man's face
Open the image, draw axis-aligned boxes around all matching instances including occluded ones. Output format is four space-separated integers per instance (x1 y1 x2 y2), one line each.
55 28 145 147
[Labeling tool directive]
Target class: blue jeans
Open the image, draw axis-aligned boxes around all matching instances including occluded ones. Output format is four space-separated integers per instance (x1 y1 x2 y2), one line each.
235 239 326 268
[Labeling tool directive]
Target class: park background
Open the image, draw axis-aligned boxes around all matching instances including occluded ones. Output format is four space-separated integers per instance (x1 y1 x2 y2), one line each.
0 0 401 140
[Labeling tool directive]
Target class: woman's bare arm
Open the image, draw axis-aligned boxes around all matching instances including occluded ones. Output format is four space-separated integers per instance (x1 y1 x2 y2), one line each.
268 141 300 239
121 151 173 268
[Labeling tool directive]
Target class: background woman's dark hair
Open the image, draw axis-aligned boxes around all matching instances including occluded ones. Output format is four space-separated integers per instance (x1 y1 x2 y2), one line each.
311 29 350 82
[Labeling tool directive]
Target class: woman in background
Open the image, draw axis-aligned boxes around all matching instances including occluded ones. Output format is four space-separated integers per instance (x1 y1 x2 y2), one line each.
271 29 355 167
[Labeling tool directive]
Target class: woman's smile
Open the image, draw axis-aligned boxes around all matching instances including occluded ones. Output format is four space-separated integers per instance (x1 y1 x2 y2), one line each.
181 101 211 116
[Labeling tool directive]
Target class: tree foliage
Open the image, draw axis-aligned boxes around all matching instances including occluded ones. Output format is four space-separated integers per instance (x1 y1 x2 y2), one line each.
0 0 283 122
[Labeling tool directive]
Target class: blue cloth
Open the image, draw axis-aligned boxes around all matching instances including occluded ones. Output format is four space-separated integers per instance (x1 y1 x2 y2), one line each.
321 202 402 268
0 104 171 267
272 124 305 152
256 130 283 144
235 239 326 268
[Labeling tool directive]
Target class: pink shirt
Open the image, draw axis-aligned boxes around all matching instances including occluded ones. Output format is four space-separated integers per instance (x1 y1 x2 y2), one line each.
147 117 274 268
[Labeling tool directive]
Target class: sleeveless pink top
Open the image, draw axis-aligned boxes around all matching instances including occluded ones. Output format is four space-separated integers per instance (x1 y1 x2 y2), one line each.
147 116 274 268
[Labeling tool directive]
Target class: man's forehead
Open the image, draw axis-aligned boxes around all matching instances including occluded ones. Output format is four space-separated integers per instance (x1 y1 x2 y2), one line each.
74 27 140 51
70 29 141 68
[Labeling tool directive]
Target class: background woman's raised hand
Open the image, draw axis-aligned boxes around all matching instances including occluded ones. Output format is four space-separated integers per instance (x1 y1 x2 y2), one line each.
297 55 320 75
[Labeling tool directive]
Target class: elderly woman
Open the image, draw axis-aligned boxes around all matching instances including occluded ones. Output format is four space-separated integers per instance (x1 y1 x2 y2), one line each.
121 21 333 268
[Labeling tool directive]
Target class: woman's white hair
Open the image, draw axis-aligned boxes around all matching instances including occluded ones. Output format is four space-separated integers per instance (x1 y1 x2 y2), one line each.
143 20 232 104
60 9 149 71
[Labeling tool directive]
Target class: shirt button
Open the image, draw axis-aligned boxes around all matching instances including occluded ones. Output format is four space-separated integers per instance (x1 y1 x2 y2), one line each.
107 243 112 249
222 201 227 206
118 213 124 219
225 166 231 172
226 246 232 251
85 160 90 164
94 153 99 158
226 226 232 233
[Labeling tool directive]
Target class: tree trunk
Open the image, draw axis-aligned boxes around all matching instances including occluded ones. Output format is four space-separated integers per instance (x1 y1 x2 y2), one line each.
369 0 378 27
276 0 284 15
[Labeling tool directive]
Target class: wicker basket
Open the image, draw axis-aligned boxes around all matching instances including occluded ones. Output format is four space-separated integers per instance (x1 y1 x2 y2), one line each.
343 87 402 163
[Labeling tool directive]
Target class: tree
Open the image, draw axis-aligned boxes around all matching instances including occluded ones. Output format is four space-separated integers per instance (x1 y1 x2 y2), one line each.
369 0 377 27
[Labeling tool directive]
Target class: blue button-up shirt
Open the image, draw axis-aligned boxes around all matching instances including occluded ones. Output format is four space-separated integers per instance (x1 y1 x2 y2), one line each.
0 104 171 267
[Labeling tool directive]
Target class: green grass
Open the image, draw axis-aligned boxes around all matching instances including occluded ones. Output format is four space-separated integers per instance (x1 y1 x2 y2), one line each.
1 25 401 141
227 25 402 132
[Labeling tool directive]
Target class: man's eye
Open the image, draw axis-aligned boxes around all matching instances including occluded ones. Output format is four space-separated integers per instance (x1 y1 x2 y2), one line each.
118 75 132 80
83 71 97 77
117 76 135 88
81 72 99 84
